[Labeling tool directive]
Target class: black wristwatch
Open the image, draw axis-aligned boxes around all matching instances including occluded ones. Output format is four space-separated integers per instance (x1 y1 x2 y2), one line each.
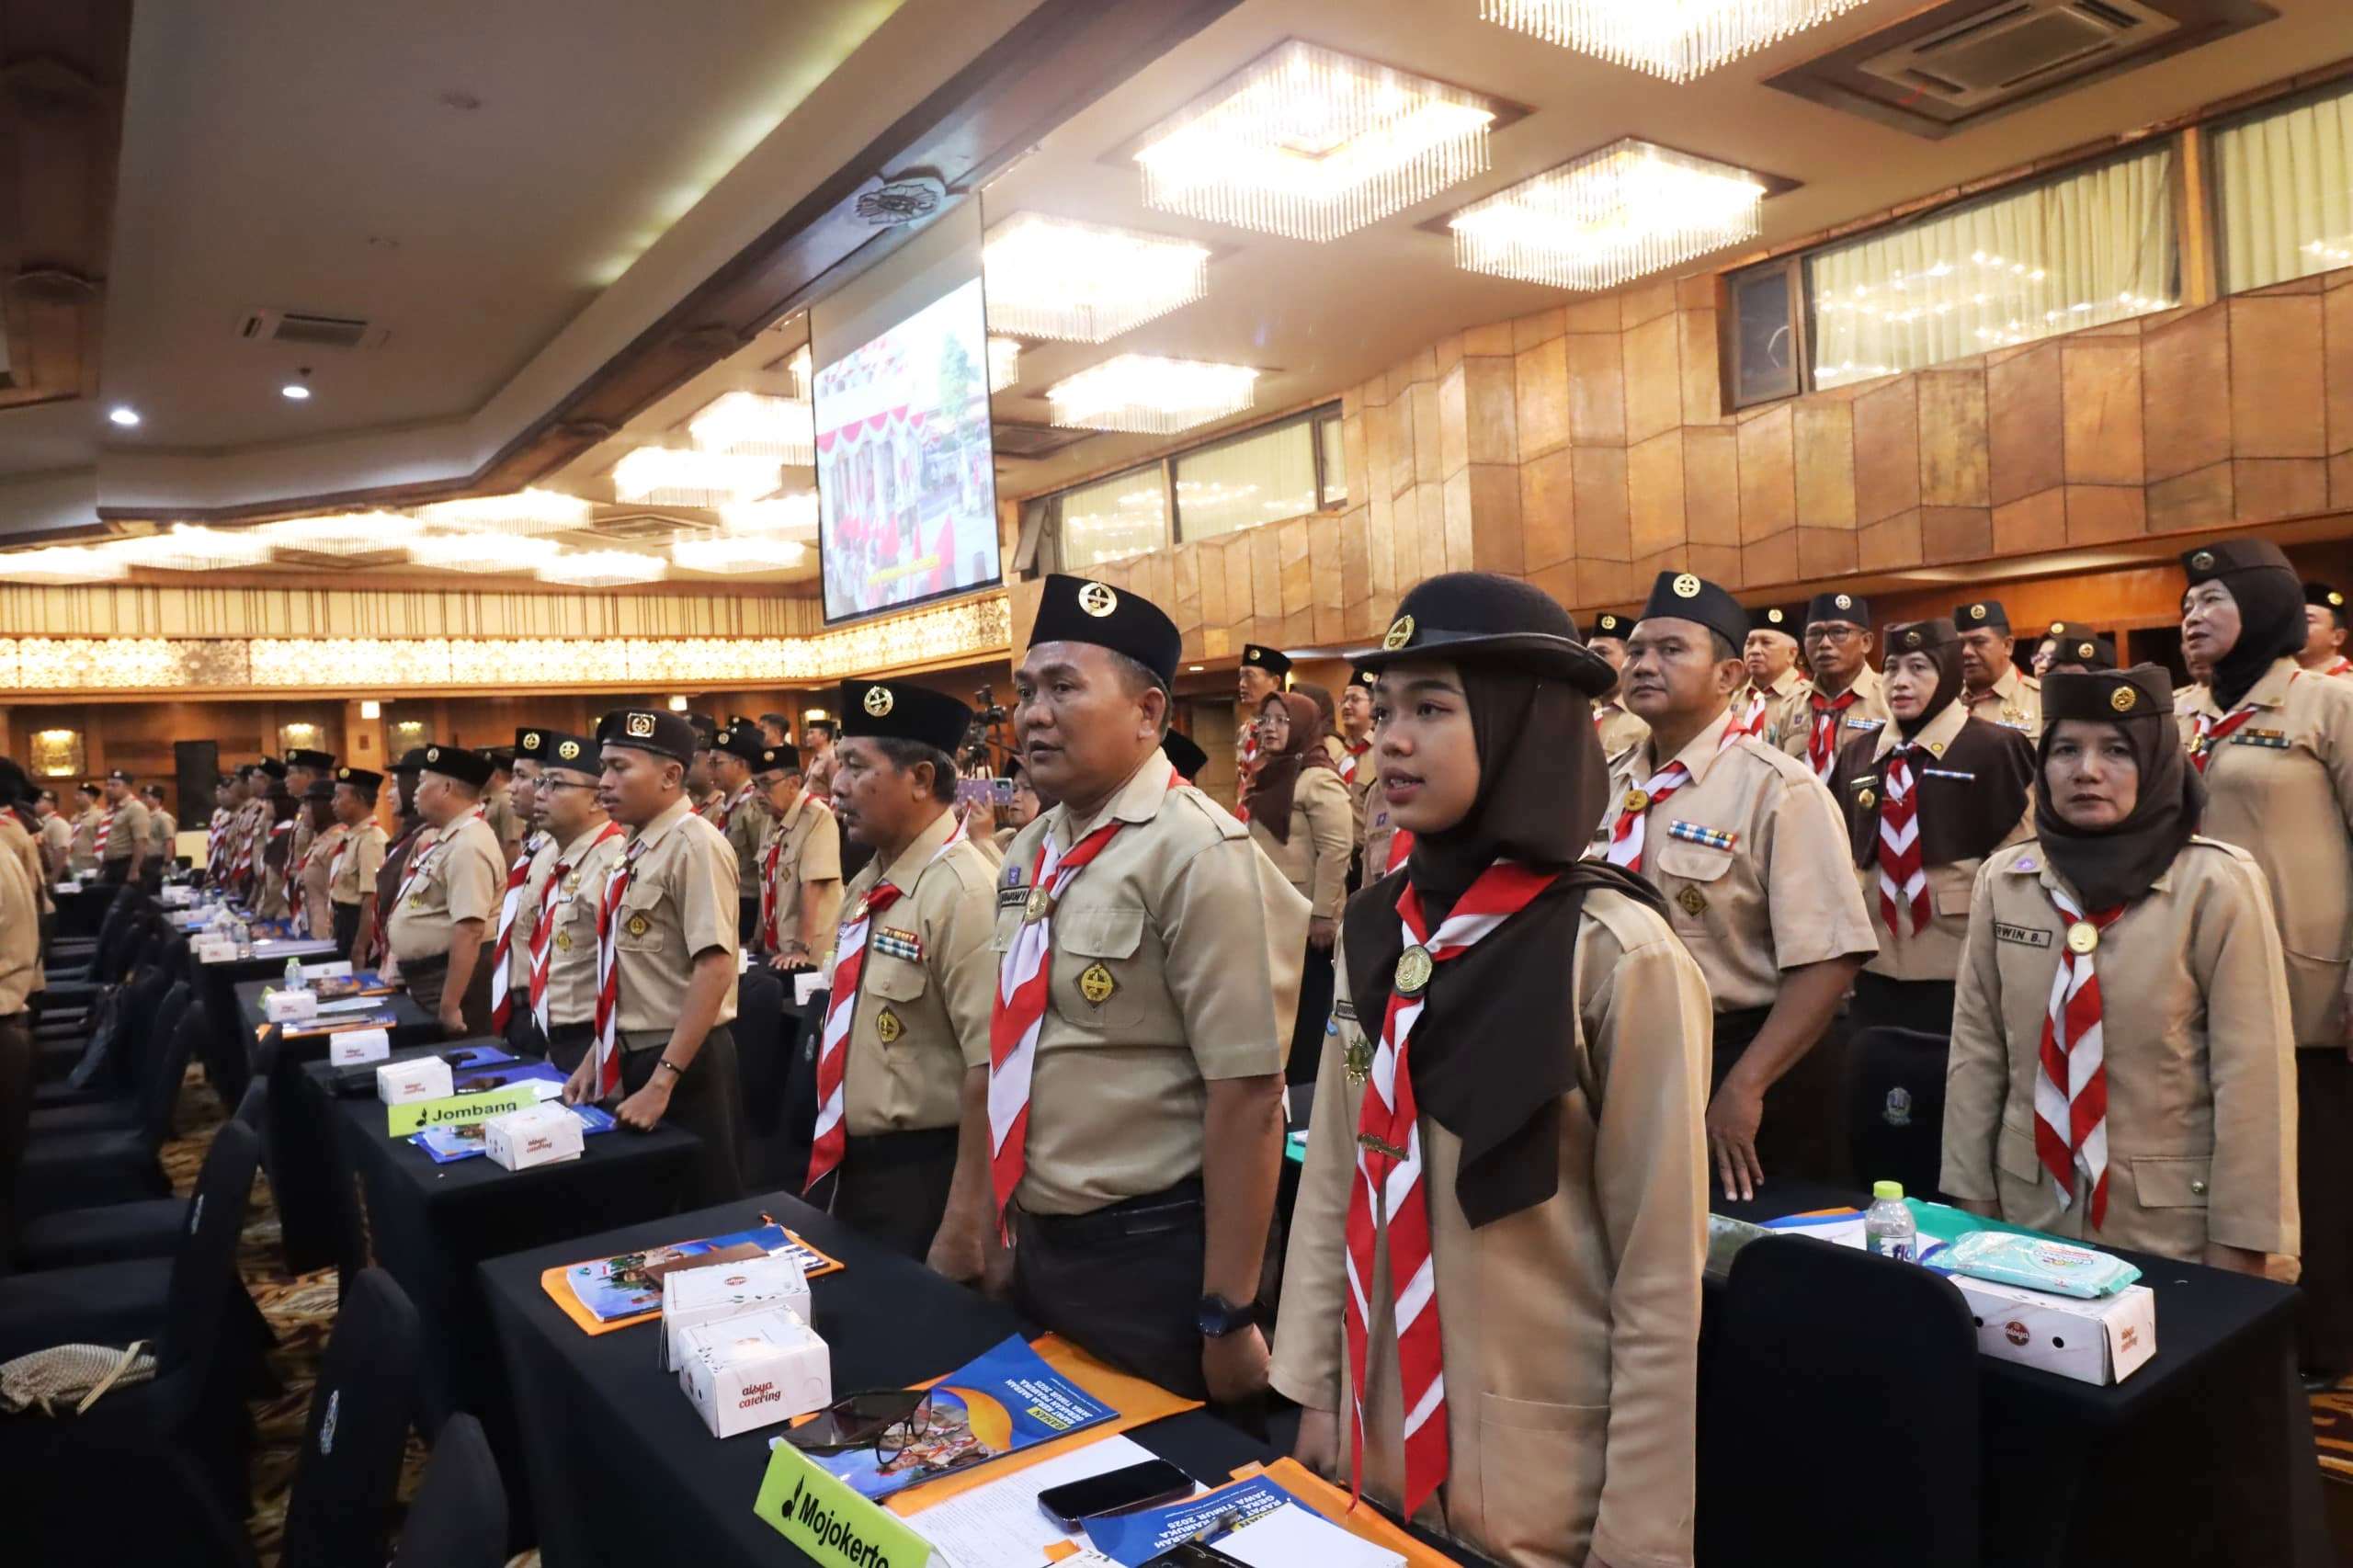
1196 1293 1258 1338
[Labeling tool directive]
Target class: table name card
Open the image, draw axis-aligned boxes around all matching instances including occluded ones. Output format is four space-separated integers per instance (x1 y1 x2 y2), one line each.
754 1440 932 1568
385 1082 542 1138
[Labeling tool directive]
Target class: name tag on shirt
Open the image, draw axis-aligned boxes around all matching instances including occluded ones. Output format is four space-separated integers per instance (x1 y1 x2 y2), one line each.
1995 922 2053 949
1847 718 1885 731
997 883 1029 910
1921 767 1976 781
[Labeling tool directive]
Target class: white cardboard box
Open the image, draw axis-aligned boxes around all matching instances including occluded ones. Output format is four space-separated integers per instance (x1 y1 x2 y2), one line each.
676 1306 831 1438
659 1253 813 1371
195 938 237 964
1947 1275 2155 1385
328 1027 392 1066
376 1056 452 1106
483 1101 585 1171
263 988 319 1022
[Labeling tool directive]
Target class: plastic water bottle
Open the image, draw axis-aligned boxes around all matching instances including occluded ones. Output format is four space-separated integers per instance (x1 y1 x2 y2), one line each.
1865 1180 1917 1263
234 918 254 960
283 956 304 992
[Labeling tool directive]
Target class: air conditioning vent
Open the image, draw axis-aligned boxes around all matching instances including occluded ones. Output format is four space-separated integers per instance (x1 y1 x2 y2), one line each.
992 420 1095 460
1767 0 2274 139
235 309 389 350
586 510 715 543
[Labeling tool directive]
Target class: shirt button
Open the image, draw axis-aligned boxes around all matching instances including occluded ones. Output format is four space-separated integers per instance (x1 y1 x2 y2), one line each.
2189 1179 2209 1197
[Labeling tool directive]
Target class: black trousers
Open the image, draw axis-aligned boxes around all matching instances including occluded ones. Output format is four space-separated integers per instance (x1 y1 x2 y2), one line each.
1847 971 1956 1040
544 1021 595 1076
98 858 129 885
1714 1004 1853 1189
1284 941 1336 1086
827 1126 960 1262
1013 1180 1214 1402
401 950 495 1039
331 901 361 958
2298 1051 2353 1375
738 896 760 946
620 1025 744 1208
504 996 546 1061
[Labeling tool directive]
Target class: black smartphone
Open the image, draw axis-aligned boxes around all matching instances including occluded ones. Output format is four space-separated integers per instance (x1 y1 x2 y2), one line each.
1142 1543 1250 1568
1036 1459 1194 1528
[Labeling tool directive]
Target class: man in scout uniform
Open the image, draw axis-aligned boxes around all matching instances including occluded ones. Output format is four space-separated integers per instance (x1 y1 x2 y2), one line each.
809 677 999 1269
1234 643 1290 814
686 713 724 822
141 785 176 866
522 732 624 1074
230 760 284 898
327 767 389 960
1337 668 1379 886
282 747 335 881
1586 609 1651 759
37 790 73 883
488 729 557 1054
801 717 841 801
1955 599 2041 737
385 744 507 1038
481 746 528 863
562 707 745 1203
752 742 842 971
290 779 340 937
708 723 768 941
0 828 38 1251
1608 572 1878 1197
203 773 239 885
94 771 151 886
1737 602 1810 739
2302 582 2351 677
1770 590 1892 781
369 749 430 965
995 574 1307 1404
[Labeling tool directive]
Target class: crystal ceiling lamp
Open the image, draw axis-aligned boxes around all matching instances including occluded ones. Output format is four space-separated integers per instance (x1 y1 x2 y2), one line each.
1450 138 1765 291
414 487 593 537
535 549 668 587
0 545 130 584
717 493 820 540
981 214 1210 342
1045 354 1259 436
1134 40 1495 243
106 525 273 572
1482 0 1870 83
670 534 809 574
405 533 562 574
686 392 817 465
256 511 421 559
611 446 784 508
988 336 1021 392
784 346 813 399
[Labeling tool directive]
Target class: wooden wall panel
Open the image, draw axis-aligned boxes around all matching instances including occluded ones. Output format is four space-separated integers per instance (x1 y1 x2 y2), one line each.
1683 427 1741 547
1916 371 1990 507
2060 342 2144 486
1572 447 1631 563
1987 342 2063 506
2143 305 2232 483
1622 311 1683 445
1793 402 1857 530
1463 356 1519 467
1853 380 1921 526
2325 278 2353 460
1516 337 1571 461
1736 403 1796 541
2063 485 2145 544
1994 488 2064 556
1627 431 1687 559
2147 461 2235 535
1520 447 1574 571
2230 297 2327 459
1565 332 1627 445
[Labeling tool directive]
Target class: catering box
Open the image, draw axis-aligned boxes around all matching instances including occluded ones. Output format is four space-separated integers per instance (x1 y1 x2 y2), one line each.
676 1306 831 1438
1948 1275 2155 1386
483 1101 584 1171
660 1252 812 1371
376 1055 452 1106
263 988 319 1022
328 1027 392 1066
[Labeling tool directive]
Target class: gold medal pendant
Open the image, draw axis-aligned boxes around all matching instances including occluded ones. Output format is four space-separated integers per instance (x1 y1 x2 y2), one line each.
1622 788 1650 815
2065 920 2099 955
1024 886 1051 923
1344 1035 1373 1085
875 1007 902 1044
1395 943 1434 997
625 912 650 939
1078 961 1117 1005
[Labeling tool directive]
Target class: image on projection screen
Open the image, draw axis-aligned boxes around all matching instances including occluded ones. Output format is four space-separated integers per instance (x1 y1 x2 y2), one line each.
813 275 1001 623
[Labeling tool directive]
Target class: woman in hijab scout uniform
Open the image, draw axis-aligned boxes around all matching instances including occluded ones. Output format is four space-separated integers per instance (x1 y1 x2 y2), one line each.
1247 690 1354 1084
1831 618 2035 1038
1271 572 1711 1568
1942 665 2297 1276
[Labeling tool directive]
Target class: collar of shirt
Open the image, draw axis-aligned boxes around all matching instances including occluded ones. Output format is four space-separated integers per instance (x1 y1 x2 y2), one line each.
1970 662 2025 706
557 820 618 865
2001 845 2181 902
2192 655 2299 716
780 790 820 833
630 793 696 853
873 805 959 893
1637 707 1738 787
1768 665 1808 699
1871 697 1968 762
1051 744 1176 850
1813 663 1884 706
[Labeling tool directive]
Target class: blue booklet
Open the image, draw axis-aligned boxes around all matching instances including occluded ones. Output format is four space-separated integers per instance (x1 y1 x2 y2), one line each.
1082 1475 1301 1566
812 1335 1115 1502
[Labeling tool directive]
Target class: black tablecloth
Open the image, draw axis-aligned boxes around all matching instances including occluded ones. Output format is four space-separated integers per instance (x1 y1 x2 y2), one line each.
481 1193 1408 1566
192 942 341 1104
51 882 112 938
1711 1183 2329 1567
239 979 439 1272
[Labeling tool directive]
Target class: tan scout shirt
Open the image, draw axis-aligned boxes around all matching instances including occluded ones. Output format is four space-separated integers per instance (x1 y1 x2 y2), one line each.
2179 656 2353 1047
99 799 149 864
539 823 628 1028
1965 663 2042 740
762 792 843 960
328 822 389 905
67 807 100 872
1591 699 1649 763
1272 898 1711 1568
386 812 505 963
1850 701 2033 983
509 834 559 970
298 823 343 936
1944 838 2298 1262
1737 664 1810 743
0 844 38 1014
610 795 739 1038
483 786 524 863
716 783 764 892
39 814 71 881
835 809 997 1136
149 809 176 855
1246 767 1354 923
1769 665 1893 773
0 814 51 919
1606 710 1877 1011
994 746 1308 1217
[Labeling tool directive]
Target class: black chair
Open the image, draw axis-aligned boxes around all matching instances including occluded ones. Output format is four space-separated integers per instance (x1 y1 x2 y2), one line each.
16 997 205 1220
0 1118 262 1563
274 1268 421 1568
1698 1236 1980 1567
1846 1025 1951 1203
392 1413 507 1568
30 960 170 1108
16 1080 267 1271
28 978 191 1135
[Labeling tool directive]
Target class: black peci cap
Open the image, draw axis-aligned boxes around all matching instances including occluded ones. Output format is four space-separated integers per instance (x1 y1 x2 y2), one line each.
107 768 133 783
596 709 699 765
284 748 336 772
1637 571 1746 653
1241 643 1291 678
334 766 385 792
1587 611 1632 642
1354 572 1616 696
1954 599 2011 633
1029 574 1183 687
532 733 600 777
2181 538 2293 585
257 757 289 781
753 741 801 776
713 724 767 766
1162 731 1210 782
1885 618 1961 656
1750 603 1803 639
2307 582 2347 629
687 713 719 748
840 679 972 755
418 744 494 789
1348 666 1376 689
513 728 557 763
2044 665 2171 722
2040 621 2116 672
392 748 430 773
1805 591 1870 630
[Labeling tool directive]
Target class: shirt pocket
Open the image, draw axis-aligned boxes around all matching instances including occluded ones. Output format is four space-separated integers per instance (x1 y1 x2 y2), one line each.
614 882 669 954
1469 1392 1606 1563
1653 837 1734 930
863 950 929 1005
1932 864 1976 918
2127 1154 2211 1209
1049 905 1149 1035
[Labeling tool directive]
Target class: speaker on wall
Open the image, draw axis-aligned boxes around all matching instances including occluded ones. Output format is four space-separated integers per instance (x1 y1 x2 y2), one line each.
174 740 219 830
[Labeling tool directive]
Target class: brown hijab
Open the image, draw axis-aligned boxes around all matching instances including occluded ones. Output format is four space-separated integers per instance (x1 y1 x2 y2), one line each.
2033 667 2202 911
1250 691 1337 845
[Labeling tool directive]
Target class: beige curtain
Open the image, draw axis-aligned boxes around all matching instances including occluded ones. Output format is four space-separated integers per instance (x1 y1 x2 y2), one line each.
2214 83 2353 295
1807 145 2177 390
1173 420 1320 540
1053 467 1167 571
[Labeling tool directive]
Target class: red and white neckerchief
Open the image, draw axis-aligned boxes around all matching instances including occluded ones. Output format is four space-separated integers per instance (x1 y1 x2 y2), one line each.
392 805 483 912
1875 746 1929 937
1605 760 1691 873
487 832 549 1033
1731 687 1770 739
988 776 1175 1230
1386 827 1414 873
715 781 756 832
1338 740 1371 785
590 835 654 1098
1807 687 1860 779
529 821 622 1034
207 809 229 873
806 815 969 1194
2033 885 2129 1229
93 805 114 859
1345 860 1558 1519
2327 657 2353 678
232 803 264 889
289 829 324 937
759 793 819 949
2188 704 2260 774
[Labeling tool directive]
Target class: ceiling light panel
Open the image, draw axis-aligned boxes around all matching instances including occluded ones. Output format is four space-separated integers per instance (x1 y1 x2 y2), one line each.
982 214 1210 342
717 494 820 540
670 534 810 574
257 511 420 559
987 336 1021 392
107 526 273 572
686 392 817 465
1135 40 1495 243
535 550 669 587
1450 138 1765 290
1483 0 1870 83
1046 354 1259 436
0 546 131 584
611 447 784 508
405 533 563 574
415 487 593 537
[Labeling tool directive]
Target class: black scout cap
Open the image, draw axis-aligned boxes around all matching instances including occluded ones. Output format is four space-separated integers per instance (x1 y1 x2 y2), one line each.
2040 622 2116 671
1587 611 1632 642
1805 590 1870 629
418 744 494 789
713 724 767 766
2044 665 2171 722
1241 643 1291 678
392 748 430 772
284 748 335 771
2307 582 2347 630
107 767 132 783
1355 571 1616 697
753 741 801 776
1348 666 1376 689
1163 731 1210 781
513 728 556 763
484 745 517 770
1029 573 1183 687
334 766 384 792
1885 618 1961 656
2181 538 2293 585
687 713 719 748
840 679 972 755
532 733 600 777
1636 570 1746 653
1749 603 1803 639
1955 599 2011 632
596 709 698 764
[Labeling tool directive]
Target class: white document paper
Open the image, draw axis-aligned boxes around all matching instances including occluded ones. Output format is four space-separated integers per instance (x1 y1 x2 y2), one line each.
313 994 388 1016
1217 1503 1404 1568
905 1434 1169 1568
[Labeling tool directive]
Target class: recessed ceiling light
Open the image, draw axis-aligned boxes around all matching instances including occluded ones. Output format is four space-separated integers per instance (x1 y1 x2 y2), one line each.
1188 665 1205 672
108 406 140 427
666 696 690 712
280 382 312 401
